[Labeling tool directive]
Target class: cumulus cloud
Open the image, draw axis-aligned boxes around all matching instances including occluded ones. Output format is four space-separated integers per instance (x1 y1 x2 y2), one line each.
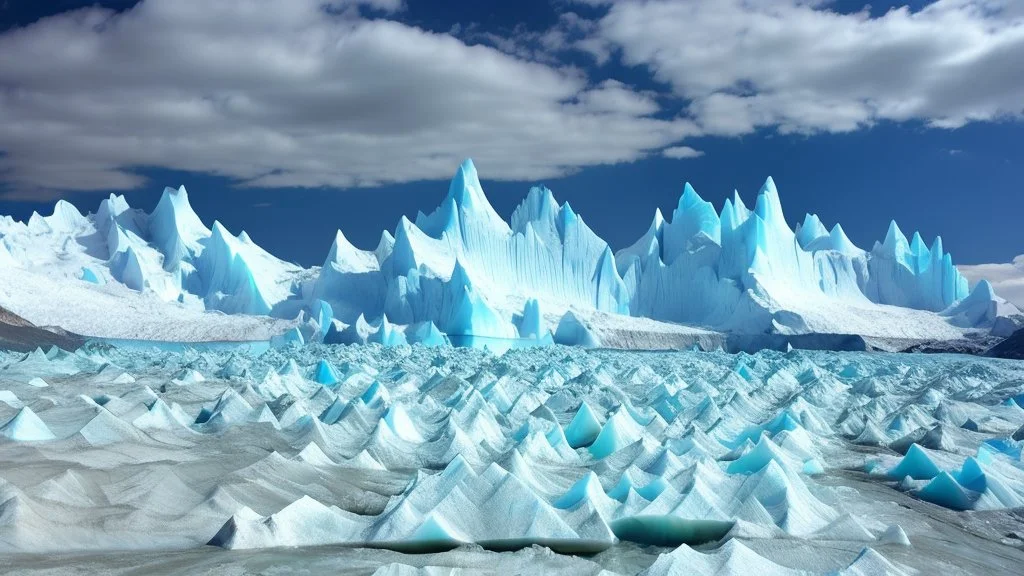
0 0 694 196
959 256 1024 310
583 0 1024 136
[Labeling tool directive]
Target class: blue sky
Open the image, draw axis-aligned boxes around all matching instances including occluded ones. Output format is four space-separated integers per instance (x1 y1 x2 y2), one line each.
0 0 1021 268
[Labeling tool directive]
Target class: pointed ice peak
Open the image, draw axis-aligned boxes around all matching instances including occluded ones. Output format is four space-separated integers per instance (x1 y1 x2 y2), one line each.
801 213 823 230
796 213 828 248
46 199 86 231
444 158 509 233
910 231 928 254
447 158 481 205
52 199 81 214
560 201 578 221
394 216 417 243
442 197 462 233
97 193 130 215
596 245 618 276
326 230 358 265
199 220 276 316
375 229 395 264
554 470 607 509
150 183 210 269
27 211 50 234
732 190 749 216
1 406 56 441
95 193 131 224
511 185 560 233
210 220 234 244
721 198 737 230
663 181 721 260
155 185 204 227
931 235 944 258
829 223 862 255
556 201 579 239
617 207 666 271
237 231 252 243
389 218 418 275
753 176 787 229
677 182 703 211
642 208 665 241
880 220 910 260
417 197 462 239
651 207 665 230
323 230 380 277
967 279 996 302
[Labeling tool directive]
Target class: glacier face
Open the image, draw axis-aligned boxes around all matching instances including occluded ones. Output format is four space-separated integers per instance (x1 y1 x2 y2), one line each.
1 344 1023 574
0 159 1017 345
616 176 980 334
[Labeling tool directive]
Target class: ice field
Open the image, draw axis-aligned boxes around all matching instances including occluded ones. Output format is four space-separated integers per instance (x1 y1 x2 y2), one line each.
2 343 1024 574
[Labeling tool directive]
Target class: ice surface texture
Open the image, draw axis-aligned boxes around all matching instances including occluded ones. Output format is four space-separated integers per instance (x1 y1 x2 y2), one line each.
1 344 1023 574
0 159 1017 345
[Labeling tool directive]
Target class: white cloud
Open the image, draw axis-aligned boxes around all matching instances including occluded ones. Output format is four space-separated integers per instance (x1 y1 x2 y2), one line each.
584 0 1024 136
959 255 1024 309
662 146 704 159
0 0 694 195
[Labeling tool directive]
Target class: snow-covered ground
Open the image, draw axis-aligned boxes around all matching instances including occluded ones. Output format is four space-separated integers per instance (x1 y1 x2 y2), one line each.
1 344 1023 574
0 265 297 341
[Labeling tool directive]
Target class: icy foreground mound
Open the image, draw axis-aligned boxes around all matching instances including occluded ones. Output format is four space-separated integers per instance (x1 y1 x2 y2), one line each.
0 159 1018 345
1 345 1023 574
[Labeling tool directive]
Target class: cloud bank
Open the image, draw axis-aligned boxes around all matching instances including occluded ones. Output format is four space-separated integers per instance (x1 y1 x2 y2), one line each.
583 0 1024 135
0 0 692 195
0 0 1021 196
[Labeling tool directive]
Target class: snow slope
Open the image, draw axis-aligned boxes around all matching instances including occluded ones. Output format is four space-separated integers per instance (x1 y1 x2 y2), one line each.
0 266 296 341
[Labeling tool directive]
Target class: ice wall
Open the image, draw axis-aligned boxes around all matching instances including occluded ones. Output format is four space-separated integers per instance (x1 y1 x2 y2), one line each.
618 177 973 332
0 158 1001 346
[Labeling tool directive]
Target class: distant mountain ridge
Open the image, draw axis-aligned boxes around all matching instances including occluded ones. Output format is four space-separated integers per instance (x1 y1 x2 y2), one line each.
0 305 84 353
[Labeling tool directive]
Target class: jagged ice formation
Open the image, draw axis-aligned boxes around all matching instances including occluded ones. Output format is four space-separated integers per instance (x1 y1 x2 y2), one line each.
0 159 1017 346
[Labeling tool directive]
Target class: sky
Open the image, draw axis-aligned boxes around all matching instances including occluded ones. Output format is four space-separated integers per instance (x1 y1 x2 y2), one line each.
0 0 1021 272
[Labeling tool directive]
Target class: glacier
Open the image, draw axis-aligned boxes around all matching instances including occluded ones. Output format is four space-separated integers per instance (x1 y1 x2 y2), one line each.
2 158 1022 574
1 343 1023 574
0 158 1019 349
